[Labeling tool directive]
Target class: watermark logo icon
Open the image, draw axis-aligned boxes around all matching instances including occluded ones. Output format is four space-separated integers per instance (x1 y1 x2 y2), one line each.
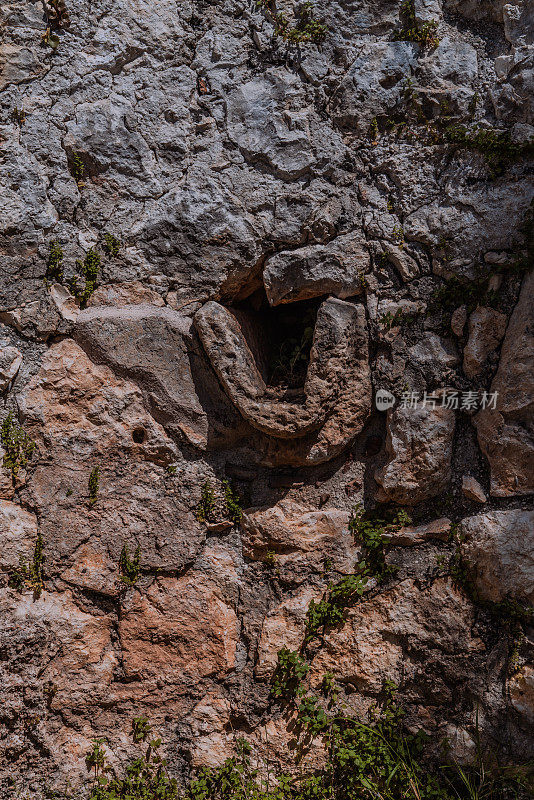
375 389 395 411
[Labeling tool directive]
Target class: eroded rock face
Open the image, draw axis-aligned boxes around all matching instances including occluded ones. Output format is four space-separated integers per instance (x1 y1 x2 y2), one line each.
195 297 372 465
375 402 456 504
459 509 534 605
20 339 206 586
242 499 359 582
1 0 534 791
73 305 209 448
263 234 369 306
463 306 507 378
309 578 485 698
119 573 239 686
0 500 38 574
475 270 534 496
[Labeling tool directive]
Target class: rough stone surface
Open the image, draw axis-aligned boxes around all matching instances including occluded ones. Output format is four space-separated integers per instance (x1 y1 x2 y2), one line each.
375 402 456 504
195 297 372 465
1 0 533 792
263 234 369 306
461 475 487 503
242 499 359 582
459 509 534 605
0 500 38 574
475 271 534 496
463 306 507 378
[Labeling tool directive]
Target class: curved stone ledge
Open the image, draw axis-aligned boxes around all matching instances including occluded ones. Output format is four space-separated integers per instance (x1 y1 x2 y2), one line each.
195 297 371 461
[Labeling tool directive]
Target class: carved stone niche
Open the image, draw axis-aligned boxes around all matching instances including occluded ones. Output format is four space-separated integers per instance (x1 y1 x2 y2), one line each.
194 292 372 467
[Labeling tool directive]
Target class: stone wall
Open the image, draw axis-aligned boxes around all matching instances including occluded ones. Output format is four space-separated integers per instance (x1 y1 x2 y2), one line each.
0 0 533 795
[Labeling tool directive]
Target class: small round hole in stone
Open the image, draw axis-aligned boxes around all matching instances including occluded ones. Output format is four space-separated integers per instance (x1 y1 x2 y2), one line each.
132 427 146 444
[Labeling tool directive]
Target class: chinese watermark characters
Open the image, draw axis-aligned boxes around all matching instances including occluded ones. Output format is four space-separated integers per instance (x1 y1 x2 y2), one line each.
398 390 498 411
375 389 499 412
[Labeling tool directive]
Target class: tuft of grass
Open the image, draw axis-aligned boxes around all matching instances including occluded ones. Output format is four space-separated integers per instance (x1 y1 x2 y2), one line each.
196 481 216 523
119 543 141 586
271 647 309 700
46 240 64 283
393 0 439 47
223 479 242 526
256 0 327 45
1 412 36 480
9 531 44 598
103 233 121 257
70 248 101 305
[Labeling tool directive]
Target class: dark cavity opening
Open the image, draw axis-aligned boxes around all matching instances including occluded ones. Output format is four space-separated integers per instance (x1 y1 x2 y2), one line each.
230 288 324 391
132 427 146 444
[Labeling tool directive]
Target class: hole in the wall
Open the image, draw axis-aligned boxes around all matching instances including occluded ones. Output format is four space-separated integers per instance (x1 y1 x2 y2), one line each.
132 427 146 444
229 287 326 392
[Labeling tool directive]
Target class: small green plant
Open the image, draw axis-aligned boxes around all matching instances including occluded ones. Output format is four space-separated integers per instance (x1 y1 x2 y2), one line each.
271 647 309 700
70 152 85 185
257 0 327 45
264 549 276 567
46 240 64 283
196 481 216 523
1 412 36 480
378 308 413 329
393 0 440 48
87 723 179 800
306 572 368 641
369 116 379 143
88 466 100 506
350 504 409 582
103 233 121 257
9 531 44 598
41 26 61 49
11 106 26 126
430 275 497 314
445 124 533 161
131 716 152 743
391 224 404 247
223 479 242 525
119 543 141 586
72 248 101 304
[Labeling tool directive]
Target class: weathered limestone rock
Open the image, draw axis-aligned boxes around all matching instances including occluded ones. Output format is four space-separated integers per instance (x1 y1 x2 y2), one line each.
188 691 233 769
263 234 369 306
0 588 116 787
475 271 534 496
461 475 487 503
459 509 534 605
408 334 459 368
226 68 344 179
255 586 323 680
463 306 507 378
242 500 359 581
0 291 73 342
0 500 38 573
74 304 209 448
509 666 534 724
333 42 418 133
451 305 467 337
375 402 456 504
87 281 165 308
21 339 205 582
310 578 484 696
0 345 22 391
380 242 419 281
195 297 372 465
386 517 451 545
119 573 238 685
